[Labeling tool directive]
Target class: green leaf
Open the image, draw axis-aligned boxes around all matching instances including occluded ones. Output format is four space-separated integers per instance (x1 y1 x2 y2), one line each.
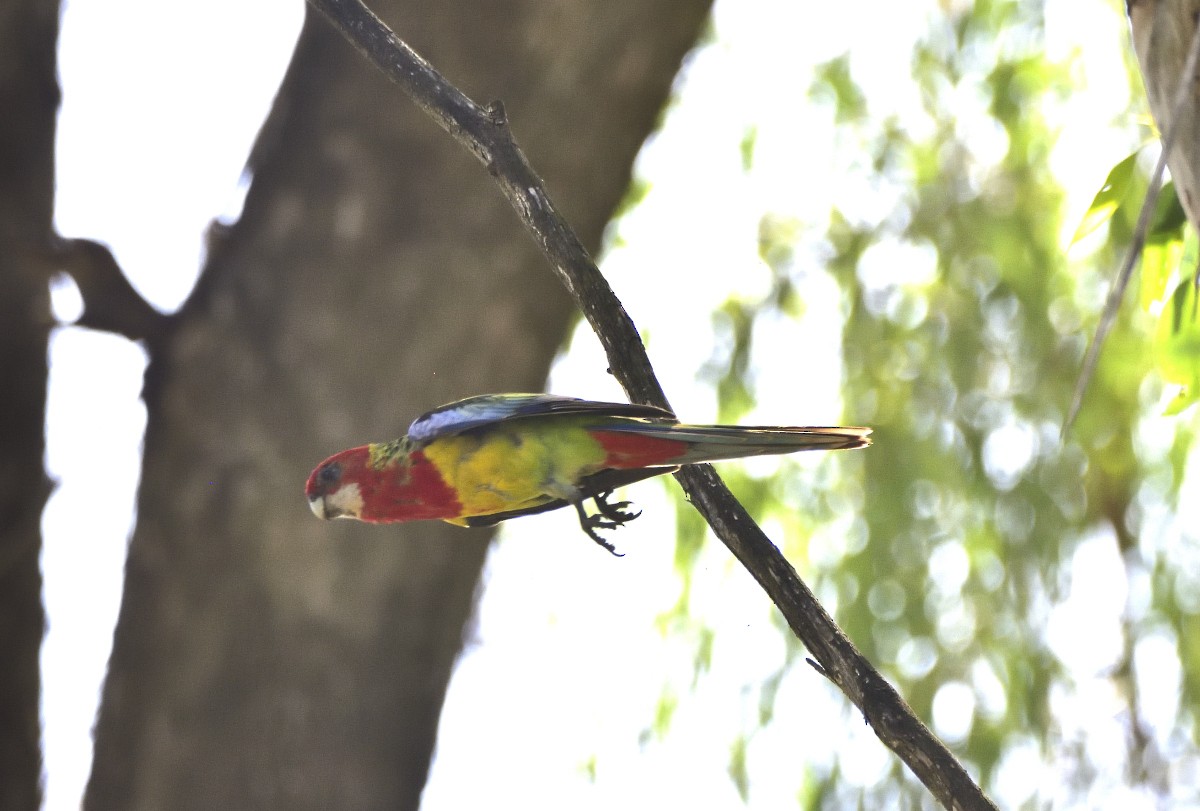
1141 224 1197 310
1149 181 1188 238
1140 234 1183 310
693 626 714 684
610 176 651 222
652 688 678 739
728 735 750 803
740 126 757 173
1154 278 1200 413
1071 151 1137 245
1163 387 1199 415
809 55 868 124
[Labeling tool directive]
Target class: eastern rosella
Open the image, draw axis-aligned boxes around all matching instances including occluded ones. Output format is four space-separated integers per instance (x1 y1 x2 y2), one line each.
306 393 870 554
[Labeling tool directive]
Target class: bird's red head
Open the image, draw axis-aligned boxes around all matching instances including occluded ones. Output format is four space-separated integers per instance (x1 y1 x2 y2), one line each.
306 441 462 524
306 445 375 521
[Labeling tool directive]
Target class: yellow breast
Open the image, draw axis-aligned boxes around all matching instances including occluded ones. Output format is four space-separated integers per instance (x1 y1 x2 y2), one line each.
419 419 605 517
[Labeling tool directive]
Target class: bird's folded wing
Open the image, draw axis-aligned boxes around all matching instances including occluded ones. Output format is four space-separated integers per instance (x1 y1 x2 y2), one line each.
408 392 676 444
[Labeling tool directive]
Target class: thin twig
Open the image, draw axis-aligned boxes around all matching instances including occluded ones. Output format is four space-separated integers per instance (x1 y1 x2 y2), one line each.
1065 16 1200 434
305 1 997 809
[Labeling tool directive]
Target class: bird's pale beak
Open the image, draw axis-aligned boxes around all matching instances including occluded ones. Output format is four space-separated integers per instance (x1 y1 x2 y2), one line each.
308 482 363 520
309 496 329 520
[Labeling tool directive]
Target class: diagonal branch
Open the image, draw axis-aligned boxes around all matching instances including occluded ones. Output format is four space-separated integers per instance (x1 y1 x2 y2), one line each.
304 1 996 808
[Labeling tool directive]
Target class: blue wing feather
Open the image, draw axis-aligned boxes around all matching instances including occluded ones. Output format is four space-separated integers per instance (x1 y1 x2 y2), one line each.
407 393 675 444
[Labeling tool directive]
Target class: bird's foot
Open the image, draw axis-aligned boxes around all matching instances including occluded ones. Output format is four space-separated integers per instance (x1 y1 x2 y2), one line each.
593 490 641 526
572 493 642 556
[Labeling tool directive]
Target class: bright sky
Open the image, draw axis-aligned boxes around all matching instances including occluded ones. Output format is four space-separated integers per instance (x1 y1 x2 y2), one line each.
43 0 1155 809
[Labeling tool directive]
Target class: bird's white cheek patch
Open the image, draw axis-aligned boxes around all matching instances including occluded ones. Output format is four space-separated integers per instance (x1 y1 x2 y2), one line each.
325 482 365 520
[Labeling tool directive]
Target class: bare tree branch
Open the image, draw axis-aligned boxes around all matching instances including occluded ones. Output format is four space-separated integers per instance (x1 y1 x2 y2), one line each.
49 237 169 343
304 1 997 808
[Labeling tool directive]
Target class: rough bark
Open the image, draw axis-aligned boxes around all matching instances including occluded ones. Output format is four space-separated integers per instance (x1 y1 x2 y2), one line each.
83 2 711 809
1130 0 1200 234
0 1 60 808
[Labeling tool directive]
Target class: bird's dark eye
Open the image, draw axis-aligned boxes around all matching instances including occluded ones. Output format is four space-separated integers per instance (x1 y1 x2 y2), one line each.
318 462 342 486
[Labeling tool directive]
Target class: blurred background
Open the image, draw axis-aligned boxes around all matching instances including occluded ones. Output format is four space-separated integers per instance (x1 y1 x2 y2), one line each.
4 0 1196 808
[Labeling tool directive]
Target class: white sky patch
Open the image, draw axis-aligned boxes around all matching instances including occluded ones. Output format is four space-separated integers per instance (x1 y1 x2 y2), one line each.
746 275 849 424
896 636 939 681
838 710 894 788
40 330 147 811
48 274 84 324
982 419 1040 491
741 669 874 805
935 596 978 653
992 735 1045 808
1045 527 1128 676
928 540 971 595
932 680 976 744
1133 627 1183 746
1045 0 1143 245
971 657 1008 722
422 495 689 810
54 0 303 312
857 237 941 294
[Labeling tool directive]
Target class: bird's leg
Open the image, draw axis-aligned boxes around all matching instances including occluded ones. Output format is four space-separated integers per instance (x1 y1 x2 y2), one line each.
547 480 638 556
572 501 624 557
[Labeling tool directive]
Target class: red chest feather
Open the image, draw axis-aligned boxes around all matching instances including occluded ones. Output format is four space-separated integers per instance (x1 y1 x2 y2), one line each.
367 450 463 521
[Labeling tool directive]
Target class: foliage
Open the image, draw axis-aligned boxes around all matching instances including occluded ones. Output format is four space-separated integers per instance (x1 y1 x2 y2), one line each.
1075 151 1200 413
660 0 1199 807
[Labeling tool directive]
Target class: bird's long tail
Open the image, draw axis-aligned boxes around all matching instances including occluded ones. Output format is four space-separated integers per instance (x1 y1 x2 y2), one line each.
594 421 871 469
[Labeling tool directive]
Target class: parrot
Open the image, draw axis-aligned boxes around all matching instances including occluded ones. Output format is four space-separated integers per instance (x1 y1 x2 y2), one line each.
306 393 871 555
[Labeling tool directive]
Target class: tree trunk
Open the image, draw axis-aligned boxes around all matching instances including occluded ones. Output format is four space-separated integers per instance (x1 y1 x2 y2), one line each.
84 1 711 809
1129 0 1200 232
0 1 60 808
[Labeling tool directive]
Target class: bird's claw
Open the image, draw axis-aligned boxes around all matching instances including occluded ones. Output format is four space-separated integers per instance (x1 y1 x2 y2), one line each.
593 490 641 524
579 513 624 556
572 491 642 556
